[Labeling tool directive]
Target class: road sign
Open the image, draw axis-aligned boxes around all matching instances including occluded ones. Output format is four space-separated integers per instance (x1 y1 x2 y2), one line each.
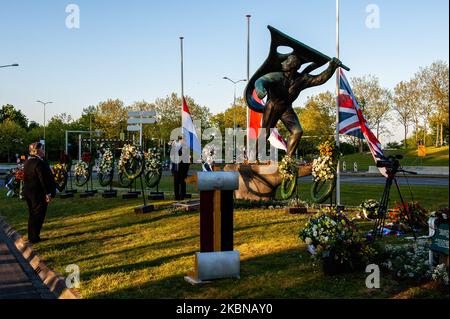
127 118 156 125
127 111 156 117
126 110 157 147
127 125 141 132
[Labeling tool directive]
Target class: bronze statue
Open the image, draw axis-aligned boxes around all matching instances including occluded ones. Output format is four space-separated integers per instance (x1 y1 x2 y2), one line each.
245 26 350 158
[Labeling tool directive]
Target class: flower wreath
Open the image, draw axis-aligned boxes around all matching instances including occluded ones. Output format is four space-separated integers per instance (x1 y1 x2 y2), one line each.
310 140 339 203
279 155 298 199
52 163 68 192
144 147 162 188
118 144 144 181
98 146 115 187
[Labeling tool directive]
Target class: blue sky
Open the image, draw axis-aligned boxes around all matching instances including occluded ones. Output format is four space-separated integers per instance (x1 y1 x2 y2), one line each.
0 0 448 141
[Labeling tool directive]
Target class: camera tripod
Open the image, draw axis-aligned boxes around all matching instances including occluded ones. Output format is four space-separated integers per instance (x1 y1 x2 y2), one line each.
370 155 418 244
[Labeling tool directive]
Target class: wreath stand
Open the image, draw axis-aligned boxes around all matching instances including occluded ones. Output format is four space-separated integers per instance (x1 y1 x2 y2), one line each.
80 167 96 198
148 182 164 200
62 161 76 198
123 178 141 199
102 176 117 198
134 172 154 214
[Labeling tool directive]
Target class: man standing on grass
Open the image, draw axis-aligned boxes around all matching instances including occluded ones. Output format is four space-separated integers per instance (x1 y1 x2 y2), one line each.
22 142 56 244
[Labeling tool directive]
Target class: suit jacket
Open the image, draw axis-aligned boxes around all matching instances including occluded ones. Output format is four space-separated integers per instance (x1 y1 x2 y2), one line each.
23 156 57 202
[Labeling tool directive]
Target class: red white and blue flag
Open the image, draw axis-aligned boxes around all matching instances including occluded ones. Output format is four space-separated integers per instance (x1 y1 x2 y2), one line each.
182 97 202 161
338 69 387 176
249 89 287 151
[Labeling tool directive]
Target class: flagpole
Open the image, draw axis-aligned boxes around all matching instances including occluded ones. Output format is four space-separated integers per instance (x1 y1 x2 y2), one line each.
335 0 341 206
246 14 251 160
180 36 184 100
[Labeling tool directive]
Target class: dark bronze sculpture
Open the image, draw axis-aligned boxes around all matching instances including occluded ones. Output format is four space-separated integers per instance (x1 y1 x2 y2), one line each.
245 26 350 158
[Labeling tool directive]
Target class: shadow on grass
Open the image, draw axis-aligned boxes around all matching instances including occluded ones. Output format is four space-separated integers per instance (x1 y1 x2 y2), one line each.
47 209 199 241
82 250 197 282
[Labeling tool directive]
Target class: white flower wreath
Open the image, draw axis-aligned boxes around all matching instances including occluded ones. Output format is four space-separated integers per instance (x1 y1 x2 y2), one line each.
98 148 114 175
312 155 335 182
74 161 89 178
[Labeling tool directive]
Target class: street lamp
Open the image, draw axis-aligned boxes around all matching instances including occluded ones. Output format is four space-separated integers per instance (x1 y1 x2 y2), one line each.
36 100 53 155
223 77 246 163
0 64 19 68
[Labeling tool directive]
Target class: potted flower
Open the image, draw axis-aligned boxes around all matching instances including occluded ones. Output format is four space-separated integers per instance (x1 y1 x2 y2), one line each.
299 207 375 275
285 198 308 214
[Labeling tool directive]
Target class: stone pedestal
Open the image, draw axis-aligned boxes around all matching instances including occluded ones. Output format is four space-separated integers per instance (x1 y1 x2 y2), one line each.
224 162 312 201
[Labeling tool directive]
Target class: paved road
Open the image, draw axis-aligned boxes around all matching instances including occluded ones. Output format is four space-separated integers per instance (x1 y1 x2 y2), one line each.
299 175 449 186
0 172 448 188
0 229 54 299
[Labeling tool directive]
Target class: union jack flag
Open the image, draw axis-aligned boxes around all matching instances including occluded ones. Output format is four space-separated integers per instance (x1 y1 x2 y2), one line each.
338 69 387 176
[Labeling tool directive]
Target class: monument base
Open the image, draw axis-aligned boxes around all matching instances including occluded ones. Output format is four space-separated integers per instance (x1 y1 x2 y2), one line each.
185 251 240 285
224 162 312 201
173 200 200 212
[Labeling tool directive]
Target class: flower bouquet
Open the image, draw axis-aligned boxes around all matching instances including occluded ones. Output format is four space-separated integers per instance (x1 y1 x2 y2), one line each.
359 199 380 220
299 207 375 274
388 201 429 231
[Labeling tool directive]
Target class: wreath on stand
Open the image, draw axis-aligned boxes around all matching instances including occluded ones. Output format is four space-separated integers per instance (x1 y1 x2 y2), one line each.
118 144 144 187
74 152 93 187
5 165 24 198
52 152 71 192
98 146 115 187
52 163 68 192
279 155 298 200
311 140 339 203
144 147 162 188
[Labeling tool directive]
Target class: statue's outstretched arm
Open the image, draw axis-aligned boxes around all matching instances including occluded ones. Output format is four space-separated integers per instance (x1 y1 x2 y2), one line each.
255 72 283 99
302 58 341 88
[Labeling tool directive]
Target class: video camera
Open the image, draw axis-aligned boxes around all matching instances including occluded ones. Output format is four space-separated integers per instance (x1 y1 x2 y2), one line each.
376 154 403 171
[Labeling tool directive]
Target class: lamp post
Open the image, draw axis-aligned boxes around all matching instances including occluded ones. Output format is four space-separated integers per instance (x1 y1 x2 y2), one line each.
223 77 246 163
36 100 53 155
0 64 19 69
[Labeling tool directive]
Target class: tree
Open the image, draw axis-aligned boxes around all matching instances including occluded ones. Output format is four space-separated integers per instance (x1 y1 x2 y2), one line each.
415 61 449 146
393 81 415 149
211 97 247 136
350 75 392 140
0 104 28 129
93 99 128 139
0 119 27 162
297 92 335 139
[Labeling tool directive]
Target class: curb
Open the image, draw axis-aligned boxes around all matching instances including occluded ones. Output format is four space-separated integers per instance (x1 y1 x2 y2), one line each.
0 215 80 299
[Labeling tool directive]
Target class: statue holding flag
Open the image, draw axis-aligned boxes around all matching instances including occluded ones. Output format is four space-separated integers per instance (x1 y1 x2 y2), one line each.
243 26 349 199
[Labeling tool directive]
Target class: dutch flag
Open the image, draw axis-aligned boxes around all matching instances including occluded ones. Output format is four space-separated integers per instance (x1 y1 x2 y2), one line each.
182 97 202 162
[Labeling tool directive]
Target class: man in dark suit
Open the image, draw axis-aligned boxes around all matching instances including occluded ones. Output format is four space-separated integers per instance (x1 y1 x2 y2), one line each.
171 136 191 200
23 142 56 244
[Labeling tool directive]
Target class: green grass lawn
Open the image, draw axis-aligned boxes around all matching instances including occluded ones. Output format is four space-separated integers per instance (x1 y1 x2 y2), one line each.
341 146 449 171
0 178 448 299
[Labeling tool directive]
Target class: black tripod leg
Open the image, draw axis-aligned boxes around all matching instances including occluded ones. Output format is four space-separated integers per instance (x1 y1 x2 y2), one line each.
372 177 392 243
394 178 417 240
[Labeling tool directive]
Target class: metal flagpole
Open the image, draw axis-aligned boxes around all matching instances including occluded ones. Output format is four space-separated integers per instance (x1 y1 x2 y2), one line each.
335 0 341 206
180 37 184 100
246 14 251 159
